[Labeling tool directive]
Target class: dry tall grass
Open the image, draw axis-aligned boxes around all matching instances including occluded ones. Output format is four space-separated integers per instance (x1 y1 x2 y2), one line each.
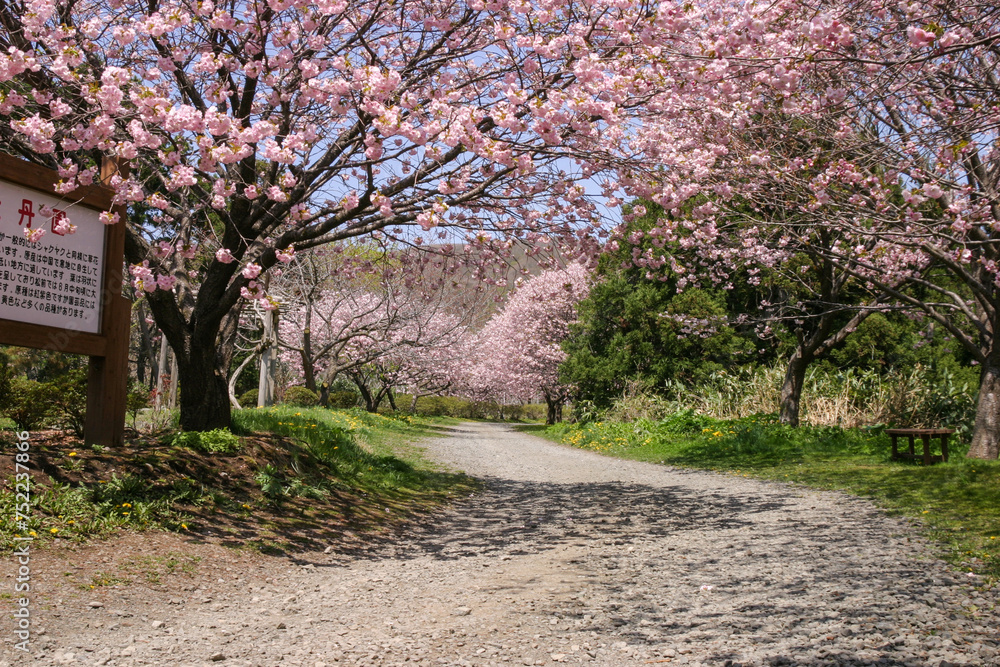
604 364 977 432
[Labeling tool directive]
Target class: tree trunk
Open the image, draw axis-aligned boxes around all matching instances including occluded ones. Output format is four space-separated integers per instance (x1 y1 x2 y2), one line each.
176 338 232 431
318 381 330 407
127 230 241 433
155 335 170 409
370 385 389 412
779 350 810 427
354 378 376 412
386 389 398 412
168 350 179 409
545 394 558 425
135 299 159 390
968 358 1000 459
257 307 278 408
301 304 316 392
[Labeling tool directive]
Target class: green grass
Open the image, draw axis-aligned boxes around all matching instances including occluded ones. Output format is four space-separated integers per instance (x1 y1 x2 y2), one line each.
530 410 1000 583
231 406 470 495
0 472 191 550
0 406 474 552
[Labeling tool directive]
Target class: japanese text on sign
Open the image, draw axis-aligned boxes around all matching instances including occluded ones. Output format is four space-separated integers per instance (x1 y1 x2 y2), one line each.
0 180 105 334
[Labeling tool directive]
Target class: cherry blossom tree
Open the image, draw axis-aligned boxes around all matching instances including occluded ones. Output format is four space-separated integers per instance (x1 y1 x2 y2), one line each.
0 0 666 431
277 247 481 407
461 262 590 423
611 0 1000 456
604 201 896 427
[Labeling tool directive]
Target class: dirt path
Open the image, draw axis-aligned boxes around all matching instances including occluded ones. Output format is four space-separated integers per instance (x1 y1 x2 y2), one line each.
4 422 998 667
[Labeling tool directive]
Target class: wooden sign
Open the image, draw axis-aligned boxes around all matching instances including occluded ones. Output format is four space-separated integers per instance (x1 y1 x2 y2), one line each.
0 154 128 446
0 175 107 333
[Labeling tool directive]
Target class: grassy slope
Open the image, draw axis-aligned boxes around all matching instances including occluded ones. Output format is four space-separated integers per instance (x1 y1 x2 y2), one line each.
0 407 474 555
525 413 1000 583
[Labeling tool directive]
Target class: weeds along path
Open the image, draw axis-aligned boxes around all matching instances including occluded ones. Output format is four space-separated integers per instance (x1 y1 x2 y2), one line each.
5 422 999 667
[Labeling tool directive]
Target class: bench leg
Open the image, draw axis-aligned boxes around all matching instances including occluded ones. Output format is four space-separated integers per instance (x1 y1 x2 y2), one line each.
890 435 899 459
908 435 916 457
921 434 931 466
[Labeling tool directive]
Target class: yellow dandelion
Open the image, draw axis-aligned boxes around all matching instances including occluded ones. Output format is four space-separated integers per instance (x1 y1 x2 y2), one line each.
50 528 59 534
68 452 77 457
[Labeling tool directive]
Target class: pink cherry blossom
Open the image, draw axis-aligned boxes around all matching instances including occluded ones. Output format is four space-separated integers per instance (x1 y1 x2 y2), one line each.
907 26 937 48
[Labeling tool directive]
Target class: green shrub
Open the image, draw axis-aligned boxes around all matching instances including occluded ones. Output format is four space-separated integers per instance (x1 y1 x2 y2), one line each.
0 353 11 409
255 463 286 498
327 391 359 409
126 381 151 427
413 395 467 417
236 389 257 408
1 376 56 430
238 388 258 408
504 403 547 422
169 429 242 454
48 369 88 437
282 385 319 407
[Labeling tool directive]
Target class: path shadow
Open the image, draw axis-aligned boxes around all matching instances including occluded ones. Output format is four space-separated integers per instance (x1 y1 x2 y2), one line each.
315 475 784 562
299 473 978 667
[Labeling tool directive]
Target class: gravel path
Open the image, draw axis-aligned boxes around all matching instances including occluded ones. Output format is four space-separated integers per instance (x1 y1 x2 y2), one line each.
6 422 999 667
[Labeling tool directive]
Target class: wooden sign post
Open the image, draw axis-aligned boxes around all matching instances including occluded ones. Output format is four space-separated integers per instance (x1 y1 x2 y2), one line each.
0 154 129 446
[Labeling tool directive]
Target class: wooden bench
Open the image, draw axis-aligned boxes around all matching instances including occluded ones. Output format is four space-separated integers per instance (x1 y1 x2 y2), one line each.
885 428 954 465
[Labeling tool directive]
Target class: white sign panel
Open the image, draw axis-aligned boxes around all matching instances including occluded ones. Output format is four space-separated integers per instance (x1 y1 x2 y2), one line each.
0 180 105 334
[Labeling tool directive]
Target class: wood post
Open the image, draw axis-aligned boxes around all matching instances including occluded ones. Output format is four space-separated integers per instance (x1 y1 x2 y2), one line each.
84 158 128 446
84 291 129 446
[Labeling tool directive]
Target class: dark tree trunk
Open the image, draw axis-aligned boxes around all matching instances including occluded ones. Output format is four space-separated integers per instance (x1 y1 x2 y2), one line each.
386 389 398 412
354 377 377 412
779 350 810 427
127 227 243 432
176 338 232 431
545 394 562 425
778 306 876 428
301 306 316 392
135 333 147 387
968 357 1000 459
135 299 159 390
318 381 330 407
370 385 389 412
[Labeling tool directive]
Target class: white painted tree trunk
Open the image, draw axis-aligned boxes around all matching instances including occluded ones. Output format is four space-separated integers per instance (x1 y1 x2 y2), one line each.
155 335 169 410
257 307 278 407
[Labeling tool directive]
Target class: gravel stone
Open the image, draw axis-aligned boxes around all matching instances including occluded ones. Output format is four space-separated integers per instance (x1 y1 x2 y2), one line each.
6 423 999 666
